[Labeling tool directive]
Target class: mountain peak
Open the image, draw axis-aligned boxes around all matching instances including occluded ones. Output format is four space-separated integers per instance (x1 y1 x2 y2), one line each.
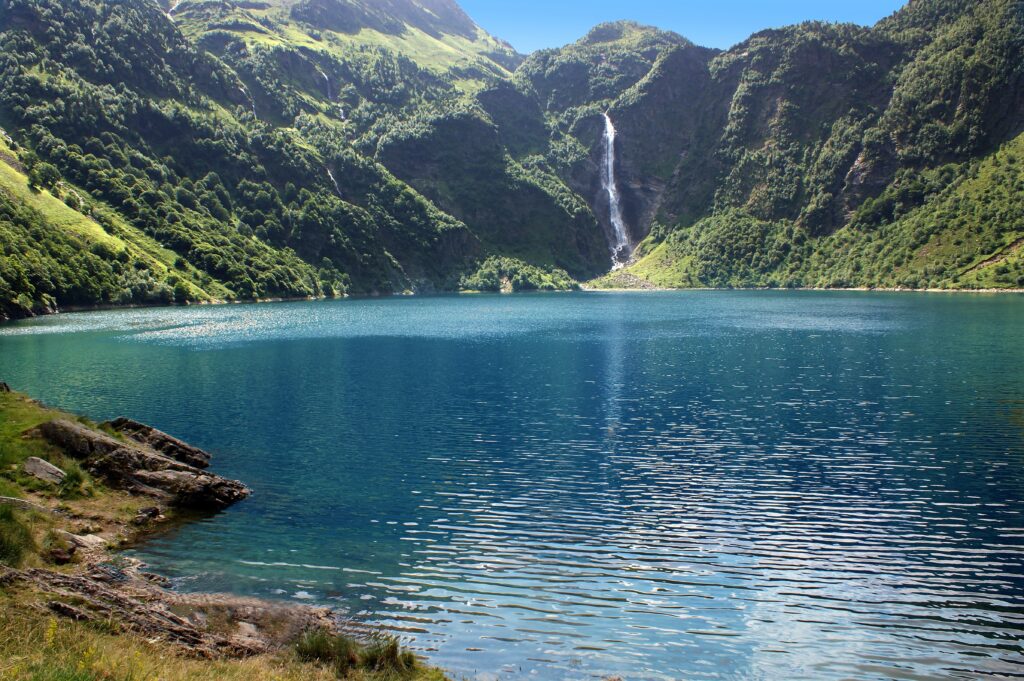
578 21 691 48
285 0 481 40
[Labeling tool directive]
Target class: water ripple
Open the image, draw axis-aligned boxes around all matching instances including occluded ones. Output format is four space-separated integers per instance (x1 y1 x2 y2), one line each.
0 292 1022 680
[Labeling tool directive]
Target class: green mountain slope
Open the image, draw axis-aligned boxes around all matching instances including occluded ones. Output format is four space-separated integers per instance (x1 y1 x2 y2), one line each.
576 0 1024 288
608 129 1024 290
0 0 1021 319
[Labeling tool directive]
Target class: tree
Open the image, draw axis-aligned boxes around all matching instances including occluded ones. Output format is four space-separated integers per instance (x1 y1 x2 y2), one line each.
28 162 61 191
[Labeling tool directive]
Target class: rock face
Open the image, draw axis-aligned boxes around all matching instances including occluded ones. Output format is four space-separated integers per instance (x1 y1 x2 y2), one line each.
23 456 66 485
103 417 211 469
37 420 250 511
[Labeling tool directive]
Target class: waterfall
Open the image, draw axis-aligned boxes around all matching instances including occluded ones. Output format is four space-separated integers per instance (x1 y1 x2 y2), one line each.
326 168 342 197
316 68 332 101
237 86 256 118
601 113 630 268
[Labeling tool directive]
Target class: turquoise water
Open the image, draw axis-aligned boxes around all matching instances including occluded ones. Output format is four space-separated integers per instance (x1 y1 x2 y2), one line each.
1 291 1023 680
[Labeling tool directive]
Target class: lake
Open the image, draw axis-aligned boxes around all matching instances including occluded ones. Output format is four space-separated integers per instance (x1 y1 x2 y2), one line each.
1 291 1022 680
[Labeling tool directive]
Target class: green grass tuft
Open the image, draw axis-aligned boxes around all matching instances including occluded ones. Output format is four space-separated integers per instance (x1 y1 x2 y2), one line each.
296 629 420 679
0 505 35 567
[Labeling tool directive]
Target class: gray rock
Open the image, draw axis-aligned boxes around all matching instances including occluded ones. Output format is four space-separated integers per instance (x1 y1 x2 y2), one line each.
37 419 250 511
57 530 106 550
0 496 59 515
37 420 124 459
236 621 260 638
103 417 211 469
0 382 11 393
23 456 66 485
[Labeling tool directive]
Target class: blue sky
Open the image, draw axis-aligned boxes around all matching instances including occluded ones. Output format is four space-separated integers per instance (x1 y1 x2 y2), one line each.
458 0 907 53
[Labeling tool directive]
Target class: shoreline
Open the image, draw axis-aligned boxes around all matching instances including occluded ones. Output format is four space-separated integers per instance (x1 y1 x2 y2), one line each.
4 284 1023 324
0 386 443 680
582 285 1024 294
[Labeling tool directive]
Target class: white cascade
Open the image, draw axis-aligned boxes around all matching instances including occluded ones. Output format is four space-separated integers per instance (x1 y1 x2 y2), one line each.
326 168 342 197
316 68 332 101
601 112 630 268
237 86 256 118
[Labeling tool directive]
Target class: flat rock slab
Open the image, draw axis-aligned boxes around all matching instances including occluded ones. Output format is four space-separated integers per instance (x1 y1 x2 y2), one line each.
57 530 106 550
103 417 211 469
5 567 338 659
37 419 250 511
23 456 66 484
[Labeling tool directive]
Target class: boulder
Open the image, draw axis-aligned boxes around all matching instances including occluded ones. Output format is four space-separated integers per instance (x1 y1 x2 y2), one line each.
57 530 106 551
103 417 211 469
0 382 10 393
37 420 250 511
46 547 76 565
132 469 250 510
23 456 66 485
131 506 164 526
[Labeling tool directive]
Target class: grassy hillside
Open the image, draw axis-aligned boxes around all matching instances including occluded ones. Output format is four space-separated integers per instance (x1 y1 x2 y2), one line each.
534 0 1024 290
0 135 235 318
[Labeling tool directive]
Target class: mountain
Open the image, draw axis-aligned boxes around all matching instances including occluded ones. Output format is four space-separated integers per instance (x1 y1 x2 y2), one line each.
581 0 1024 289
0 0 1021 319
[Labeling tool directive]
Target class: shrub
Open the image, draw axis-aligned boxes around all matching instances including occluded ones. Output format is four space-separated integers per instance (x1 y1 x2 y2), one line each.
364 635 416 675
58 462 91 499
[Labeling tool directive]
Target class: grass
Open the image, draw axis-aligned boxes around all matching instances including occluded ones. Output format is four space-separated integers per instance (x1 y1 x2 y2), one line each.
0 596 336 681
295 629 428 680
0 505 35 567
0 392 76 473
174 0 510 84
0 140 123 252
0 391 146 569
0 570 444 681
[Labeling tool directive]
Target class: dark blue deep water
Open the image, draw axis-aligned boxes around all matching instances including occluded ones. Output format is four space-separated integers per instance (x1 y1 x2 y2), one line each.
1 292 1023 680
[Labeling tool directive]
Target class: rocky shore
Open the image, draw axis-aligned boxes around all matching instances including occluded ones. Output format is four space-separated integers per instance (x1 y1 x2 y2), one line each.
0 400 337 657
0 385 439 679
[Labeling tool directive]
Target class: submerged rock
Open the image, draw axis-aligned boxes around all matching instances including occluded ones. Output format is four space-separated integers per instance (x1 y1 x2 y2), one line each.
103 417 211 469
23 456 66 485
37 419 250 511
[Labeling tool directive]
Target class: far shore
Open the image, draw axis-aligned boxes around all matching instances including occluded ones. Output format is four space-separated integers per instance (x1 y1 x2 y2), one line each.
581 285 1024 294
3 284 1022 324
